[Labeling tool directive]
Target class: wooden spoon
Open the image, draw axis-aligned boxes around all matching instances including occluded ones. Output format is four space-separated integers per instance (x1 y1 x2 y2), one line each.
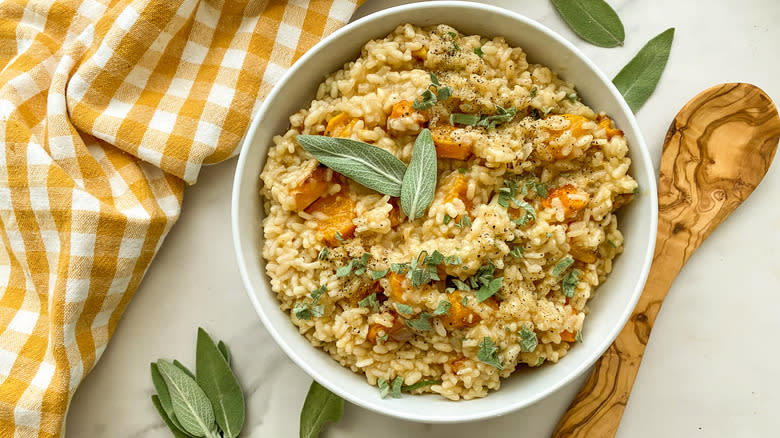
552 83 780 438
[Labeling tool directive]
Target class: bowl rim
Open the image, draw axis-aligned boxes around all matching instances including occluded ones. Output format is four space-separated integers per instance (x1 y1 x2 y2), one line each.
232 0 658 423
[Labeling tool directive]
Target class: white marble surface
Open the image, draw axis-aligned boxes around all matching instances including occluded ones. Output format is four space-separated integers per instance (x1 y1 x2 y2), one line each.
65 1 780 437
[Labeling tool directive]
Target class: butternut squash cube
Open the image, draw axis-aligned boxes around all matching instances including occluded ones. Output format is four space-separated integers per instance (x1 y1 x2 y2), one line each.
305 189 356 245
291 166 330 211
432 124 472 160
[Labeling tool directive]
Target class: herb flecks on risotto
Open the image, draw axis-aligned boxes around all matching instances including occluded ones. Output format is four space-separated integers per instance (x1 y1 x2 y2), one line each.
259 24 636 401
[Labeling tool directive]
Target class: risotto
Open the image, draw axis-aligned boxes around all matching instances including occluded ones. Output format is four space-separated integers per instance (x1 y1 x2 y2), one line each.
259 24 637 400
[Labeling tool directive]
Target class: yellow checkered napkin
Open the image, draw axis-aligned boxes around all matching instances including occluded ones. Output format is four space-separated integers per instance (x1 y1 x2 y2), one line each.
0 0 361 435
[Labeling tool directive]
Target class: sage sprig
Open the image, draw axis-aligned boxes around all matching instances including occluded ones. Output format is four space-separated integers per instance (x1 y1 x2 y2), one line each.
401 128 437 220
151 328 245 438
551 0 625 48
299 381 344 438
296 135 407 196
613 28 675 112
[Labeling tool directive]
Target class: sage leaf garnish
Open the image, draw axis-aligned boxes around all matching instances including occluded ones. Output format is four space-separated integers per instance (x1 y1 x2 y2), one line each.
562 269 580 298
401 129 437 220
553 255 575 276
395 302 414 315
151 395 193 438
296 135 407 196
551 0 625 48
174 360 196 380
401 379 443 392
378 377 390 398
156 360 216 437
299 380 344 438
518 325 538 352
391 377 404 398
151 363 188 434
433 300 451 316
474 277 503 302
477 337 503 370
358 293 380 312
196 328 244 438
613 28 675 112
576 330 583 343
406 312 432 331
450 113 480 126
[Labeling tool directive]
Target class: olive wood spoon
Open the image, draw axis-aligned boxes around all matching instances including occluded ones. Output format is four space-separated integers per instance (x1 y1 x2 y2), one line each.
552 83 780 438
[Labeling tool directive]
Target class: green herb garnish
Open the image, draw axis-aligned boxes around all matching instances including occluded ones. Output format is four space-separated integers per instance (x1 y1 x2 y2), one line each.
530 86 538 98
567 92 579 103
311 285 327 303
406 312 432 331
335 231 345 243
370 268 389 280
553 256 575 276
391 377 404 398
358 293 380 312
473 46 484 57
443 214 453 224
294 302 313 320
395 303 414 315
413 72 453 110
536 357 545 366
297 135 407 197
576 330 583 343
378 378 390 398
477 105 517 129
606 240 617 248
518 325 538 353
300 381 344 438
474 277 503 302
509 246 524 259
477 337 503 370
613 28 675 112
551 0 625 48
401 379 443 392
450 113 481 126
562 269 580 298
318 247 329 260
151 329 245 438
401 129 437 220
337 252 372 277
377 333 389 342
433 300 452 316
455 214 472 229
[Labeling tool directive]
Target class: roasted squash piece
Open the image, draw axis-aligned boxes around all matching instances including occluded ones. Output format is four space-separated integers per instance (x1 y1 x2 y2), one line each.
542 184 590 219
411 46 428 61
305 188 356 245
560 330 577 342
439 291 481 330
448 356 469 374
545 114 593 159
325 112 359 138
597 115 623 140
441 173 471 211
291 166 330 211
432 124 472 160
388 198 402 227
367 314 412 343
569 243 598 264
386 272 412 304
389 100 414 120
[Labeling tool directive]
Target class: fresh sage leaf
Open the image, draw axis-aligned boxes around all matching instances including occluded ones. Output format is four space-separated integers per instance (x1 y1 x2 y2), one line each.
406 312 432 331
156 360 216 437
377 377 390 398
562 269 580 298
475 277 503 302
450 113 480 126
477 337 503 370
553 256 574 276
151 363 189 435
613 28 675 112
217 341 231 365
152 395 195 438
401 129 437 220
196 328 245 438
433 300 451 316
391 377 404 398
551 0 625 48
401 379 442 392
518 325 538 353
297 135 407 197
174 360 195 381
300 380 344 438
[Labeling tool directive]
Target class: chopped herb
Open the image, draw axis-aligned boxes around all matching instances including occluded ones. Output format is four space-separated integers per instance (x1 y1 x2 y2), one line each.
575 330 583 343
413 88 438 111
424 250 445 266
391 377 403 398
335 231 345 242
433 300 452 316
395 303 414 315
475 277 503 302
370 268 389 280
455 214 472 229
445 287 456 293
443 255 462 265
429 72 440 86
443 214 453 224
546 232 553 239
401 379 442 392
473 46 484 57
377 333 389 342
461 295 469 306
452 278 471 291
530 86 538 98
450 113 481 126
311 285 327 303
509 246 524 259
477 337 503 370
378 378 390 398
337 252 372 277
406 312 432 331
512 200 536 226
632 186 640 195
390 262 409 274
567 92 579 103
457 167 467 174
318 247 329 260
562 269 580 298
553 256 575 276
311 304 324 317
437 86 453 101
606 240 617 248
477 105 517 129
536 357 545 366
497 187 512 208
518 325 538 353
293 302 312 320
358 293 380 312
447 31 457 38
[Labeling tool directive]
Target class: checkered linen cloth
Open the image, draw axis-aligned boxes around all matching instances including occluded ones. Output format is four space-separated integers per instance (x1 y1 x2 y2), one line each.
0 0 361 436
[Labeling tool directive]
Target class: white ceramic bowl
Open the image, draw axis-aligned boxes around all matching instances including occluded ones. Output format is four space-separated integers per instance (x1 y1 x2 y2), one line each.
232 1 657 423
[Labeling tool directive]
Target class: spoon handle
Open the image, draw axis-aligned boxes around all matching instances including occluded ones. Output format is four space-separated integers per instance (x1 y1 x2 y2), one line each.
552 83 780 438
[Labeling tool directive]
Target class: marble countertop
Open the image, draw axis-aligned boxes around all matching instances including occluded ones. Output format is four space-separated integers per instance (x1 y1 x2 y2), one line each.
65 1 780 437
